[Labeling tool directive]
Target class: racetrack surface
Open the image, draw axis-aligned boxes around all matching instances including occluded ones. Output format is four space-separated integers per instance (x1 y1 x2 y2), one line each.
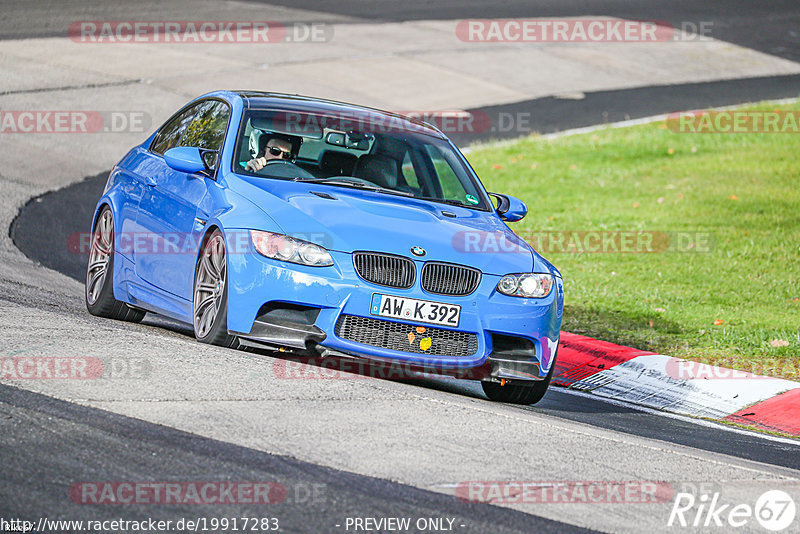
452 74 800 145
0 385 589 534
3 1 800 533
3 0 799 65
9 170 800 473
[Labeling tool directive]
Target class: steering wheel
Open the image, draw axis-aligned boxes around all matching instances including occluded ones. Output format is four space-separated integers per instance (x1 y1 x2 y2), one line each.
255 160 315 180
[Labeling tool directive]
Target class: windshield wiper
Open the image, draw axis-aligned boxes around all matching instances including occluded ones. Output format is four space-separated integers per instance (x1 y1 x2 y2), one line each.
293 176 342 183
416 197 468 207
293 177 414 197
293 176 364 186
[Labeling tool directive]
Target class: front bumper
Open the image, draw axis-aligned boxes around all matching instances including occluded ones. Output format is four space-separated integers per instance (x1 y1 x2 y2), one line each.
227 246 562 380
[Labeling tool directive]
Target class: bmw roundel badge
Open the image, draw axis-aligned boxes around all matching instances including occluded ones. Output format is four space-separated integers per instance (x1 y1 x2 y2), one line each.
411 246 426 257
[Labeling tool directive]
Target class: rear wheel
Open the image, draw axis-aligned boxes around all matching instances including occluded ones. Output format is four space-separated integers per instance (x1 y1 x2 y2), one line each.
85 207 145 322
481 350 558 405
193 230 237 348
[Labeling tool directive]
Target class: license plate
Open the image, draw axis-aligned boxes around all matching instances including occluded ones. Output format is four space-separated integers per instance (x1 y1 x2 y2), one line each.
370 293 460 327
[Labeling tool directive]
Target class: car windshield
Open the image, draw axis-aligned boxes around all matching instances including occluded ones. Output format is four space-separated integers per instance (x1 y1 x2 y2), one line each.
231 109 490 210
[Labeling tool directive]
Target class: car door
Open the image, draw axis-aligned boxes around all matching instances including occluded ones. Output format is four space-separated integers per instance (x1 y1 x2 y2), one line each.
135 99 230 301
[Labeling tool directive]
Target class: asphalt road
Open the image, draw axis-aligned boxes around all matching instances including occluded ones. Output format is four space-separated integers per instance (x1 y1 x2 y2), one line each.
3 1 800 533
0 384 590 534
3 0 799 64
10 171 800 473
264 0 800 64
453 74 800 145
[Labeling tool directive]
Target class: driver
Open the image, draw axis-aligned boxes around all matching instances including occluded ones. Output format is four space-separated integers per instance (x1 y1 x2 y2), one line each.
245 136 293 172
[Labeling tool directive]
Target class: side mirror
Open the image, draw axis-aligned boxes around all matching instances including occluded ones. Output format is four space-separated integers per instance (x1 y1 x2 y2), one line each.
489 193 528 222
164 147 207 174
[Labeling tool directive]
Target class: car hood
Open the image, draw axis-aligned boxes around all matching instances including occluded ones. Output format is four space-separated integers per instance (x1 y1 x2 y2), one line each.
231 177 556 276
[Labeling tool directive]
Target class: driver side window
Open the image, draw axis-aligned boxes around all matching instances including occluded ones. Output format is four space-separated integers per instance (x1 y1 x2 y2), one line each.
150 103 202 156
178 101 230 170
179 101 230 152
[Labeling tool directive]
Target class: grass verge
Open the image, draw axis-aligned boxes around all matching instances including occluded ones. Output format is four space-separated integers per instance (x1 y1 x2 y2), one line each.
466 100 800 380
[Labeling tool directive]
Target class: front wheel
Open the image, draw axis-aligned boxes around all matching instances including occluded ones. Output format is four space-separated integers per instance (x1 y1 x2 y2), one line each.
481 350 558 405
193 230 237 348
85 206 145 322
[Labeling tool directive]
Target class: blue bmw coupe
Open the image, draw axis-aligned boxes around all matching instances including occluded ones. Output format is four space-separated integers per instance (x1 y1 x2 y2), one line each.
86 91 563 404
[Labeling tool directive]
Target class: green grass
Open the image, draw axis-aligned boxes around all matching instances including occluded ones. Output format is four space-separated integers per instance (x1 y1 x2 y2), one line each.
466 101 800 380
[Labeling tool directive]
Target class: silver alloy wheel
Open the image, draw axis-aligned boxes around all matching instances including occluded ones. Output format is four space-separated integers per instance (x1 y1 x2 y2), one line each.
86 209 113 305
193 234 227 338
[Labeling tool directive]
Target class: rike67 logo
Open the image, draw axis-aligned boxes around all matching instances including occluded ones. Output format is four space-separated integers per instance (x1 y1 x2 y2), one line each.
668 489 796 531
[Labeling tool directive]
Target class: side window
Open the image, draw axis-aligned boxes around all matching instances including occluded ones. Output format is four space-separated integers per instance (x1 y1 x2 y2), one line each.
150 103 202 155
422 144 484 205
179 100 230 153
424 145 463 200
401 152 420 189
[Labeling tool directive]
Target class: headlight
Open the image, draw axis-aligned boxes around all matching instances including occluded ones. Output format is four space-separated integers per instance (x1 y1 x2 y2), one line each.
250 230 333 267
497 273 553 298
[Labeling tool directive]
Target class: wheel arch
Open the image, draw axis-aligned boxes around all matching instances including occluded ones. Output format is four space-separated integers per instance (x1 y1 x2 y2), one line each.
90 187 128 241
191 224 226 303
194 223 224 269
90 200 112 231
191 223 237 346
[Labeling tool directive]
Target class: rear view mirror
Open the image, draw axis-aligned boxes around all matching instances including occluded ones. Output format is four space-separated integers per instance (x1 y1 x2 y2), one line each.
164 147 207 174
344 131 373 150
325 132 346 146
489 193 528 222
325 131 373 150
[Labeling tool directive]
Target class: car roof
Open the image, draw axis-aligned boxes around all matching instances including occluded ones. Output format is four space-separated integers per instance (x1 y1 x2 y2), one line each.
231 90 447 140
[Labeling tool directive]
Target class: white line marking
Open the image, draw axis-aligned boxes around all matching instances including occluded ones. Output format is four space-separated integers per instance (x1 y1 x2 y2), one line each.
557 387 800 446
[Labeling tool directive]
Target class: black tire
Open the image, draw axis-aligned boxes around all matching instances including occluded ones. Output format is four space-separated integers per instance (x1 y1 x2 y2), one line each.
193 229 238 348
481 349 558 405
85 207 145 322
